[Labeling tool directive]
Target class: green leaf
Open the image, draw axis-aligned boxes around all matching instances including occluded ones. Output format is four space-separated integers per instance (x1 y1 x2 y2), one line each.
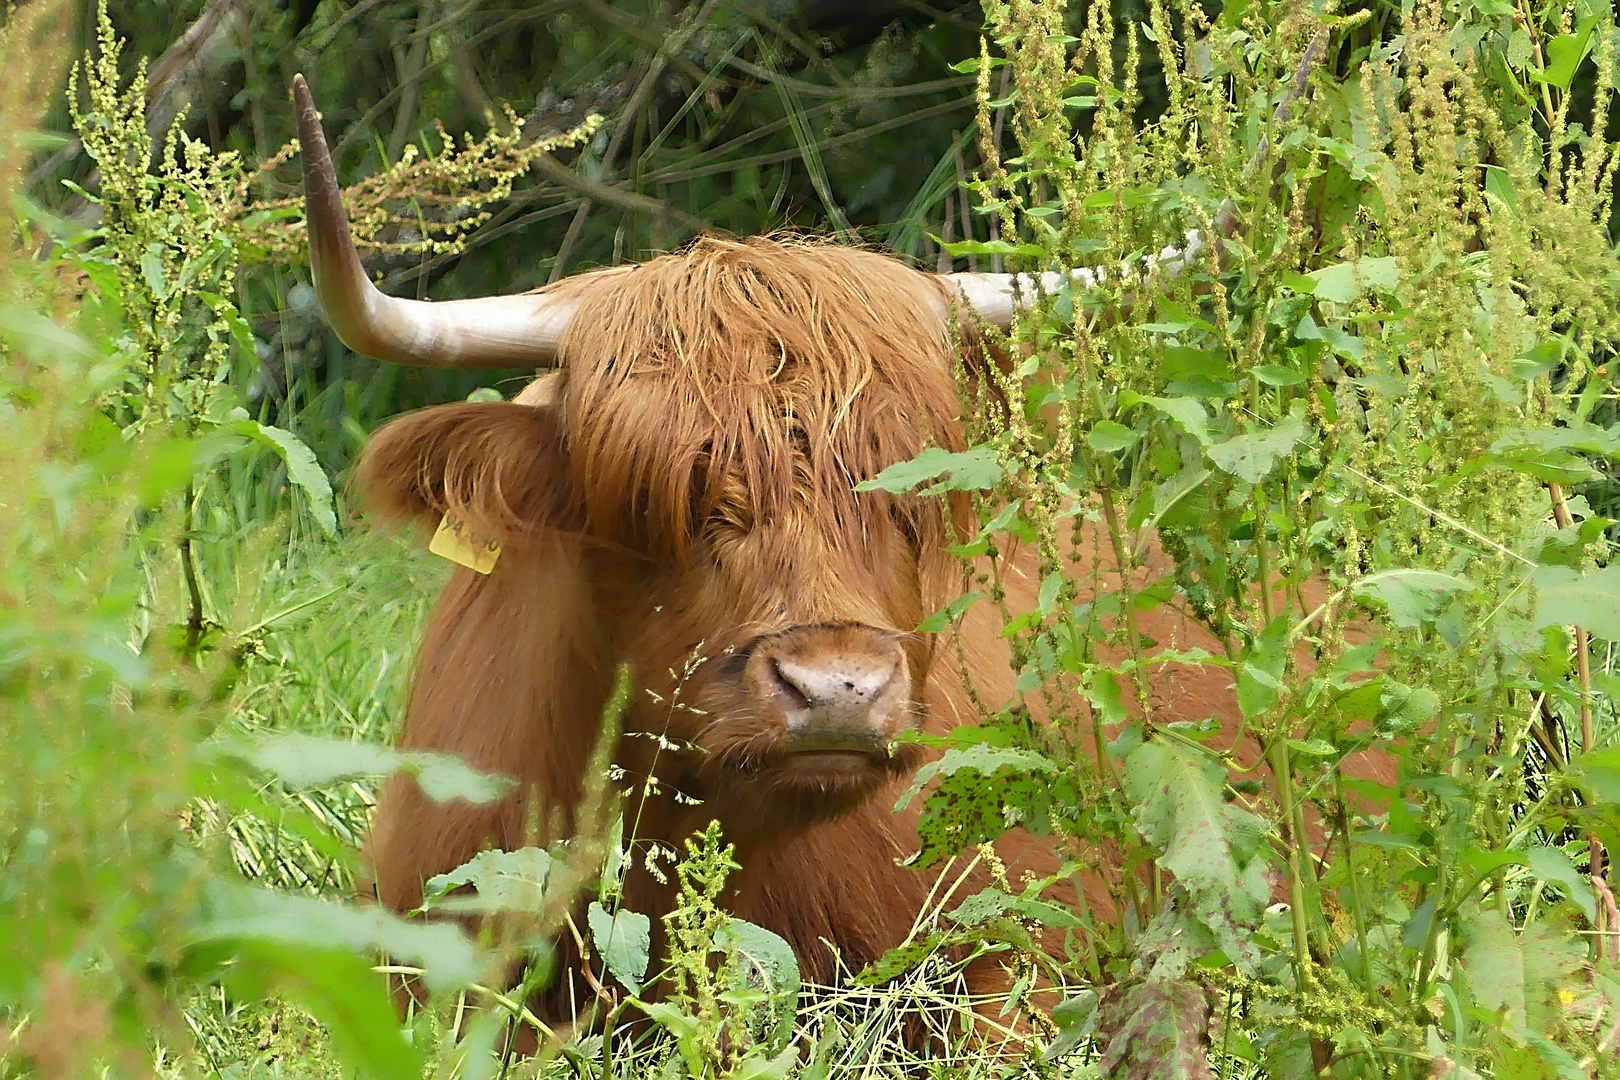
1525 847 1597 922
947 886 1084 930
0 306 103 363
1532 564 1620 639
189 940 424 1079
1042 989 1099 1062
1087 420 1138 453
939 237 1049 259
227 732 517 804
1306 256 1401 304
717 919 801 1050
140 245 168 298
1235 663 1280 723
1486 425 1616 484
856 446 1003 494
1353 569 1475 627
918 589 984 633
1251 364 1305 387
1206 412 1306 484
1146 463 1210 531
1122 739 1269 968
1576 745 1620 803
636 998 702 1041
1462 910 1583 1034
1038 571 1063 615
588 901 651 994
137 437 200 506
193 882 483 995
1094 977 1214 1080
230 417 338 538
1123 392 1210 445
1483 165 1518 216
728 1048 799 1080
896 745 1058 810
1531 19 1597 90
1287 738 1338 757
196 290 256 357
423 847 557 914
1319 325 1365 361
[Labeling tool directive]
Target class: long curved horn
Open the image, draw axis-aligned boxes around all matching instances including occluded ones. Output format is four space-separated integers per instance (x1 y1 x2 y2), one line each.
294 74 579 368
944 227 1216 329
945 31 1324 330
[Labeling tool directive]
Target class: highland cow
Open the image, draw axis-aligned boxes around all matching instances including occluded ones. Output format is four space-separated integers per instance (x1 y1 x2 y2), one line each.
290 75 1382 1025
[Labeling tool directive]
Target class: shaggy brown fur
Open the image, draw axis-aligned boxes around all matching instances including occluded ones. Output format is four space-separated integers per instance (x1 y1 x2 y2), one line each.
355 236 1392 1025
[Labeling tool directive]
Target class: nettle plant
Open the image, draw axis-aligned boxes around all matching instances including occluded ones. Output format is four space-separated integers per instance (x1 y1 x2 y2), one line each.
862 0 1620 1074
64 2 596 663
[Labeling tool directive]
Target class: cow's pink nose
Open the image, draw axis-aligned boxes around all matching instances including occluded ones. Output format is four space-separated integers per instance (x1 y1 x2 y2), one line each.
744 627 910 749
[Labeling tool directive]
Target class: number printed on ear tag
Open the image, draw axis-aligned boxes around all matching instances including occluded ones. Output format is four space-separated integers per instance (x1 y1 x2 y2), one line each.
429 512 502 574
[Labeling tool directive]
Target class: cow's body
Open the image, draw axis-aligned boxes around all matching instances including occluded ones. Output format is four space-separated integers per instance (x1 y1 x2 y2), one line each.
354 238 1296 1020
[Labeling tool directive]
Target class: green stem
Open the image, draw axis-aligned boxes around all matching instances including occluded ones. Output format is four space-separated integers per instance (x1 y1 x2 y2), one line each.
1095 470 1149 711
179 482 204 663
1412 867 1446 1008
1334 771 1376 995
1269 738 1314 990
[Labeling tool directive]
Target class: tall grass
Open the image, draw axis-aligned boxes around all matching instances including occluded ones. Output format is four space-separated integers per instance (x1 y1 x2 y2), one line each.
8 0 1620 1076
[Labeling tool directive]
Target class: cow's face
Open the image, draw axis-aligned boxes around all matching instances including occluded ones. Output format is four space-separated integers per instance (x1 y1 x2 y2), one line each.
358 243 968 835
587 438 947 833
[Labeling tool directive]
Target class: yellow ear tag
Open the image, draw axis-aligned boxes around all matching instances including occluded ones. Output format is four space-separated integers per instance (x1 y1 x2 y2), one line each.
429 512 502 575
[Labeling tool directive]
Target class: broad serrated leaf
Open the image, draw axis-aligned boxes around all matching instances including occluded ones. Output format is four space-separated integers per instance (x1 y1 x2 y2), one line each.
423 847 557 914
1122 739 1269 968
588 901 651 994
1353 569 1475 627
1532 564 1620 639
1525 847 1597 922
0 306 102 361
195 290 256 357
187 939 424 1078
896 745 1058 810
1095 977 1213 1080
1087 420 1138 452
1531 19 1597 90
1307 256 1401 303
1486 424 1617 484
918 589 983 633
1042 989 1099 1061
1205 412 1306 484
856 445 1003 494
230 416 338 538
717 919 801 1050
1120 389 1210 444
947 885 1085 930
939 237 1049 258
140 246 167 297
193 882 483 995
229 732 516 804
1462 910 1584 1034
728 1048 799 1080
1235 616 1288 721
1251 364 1306 386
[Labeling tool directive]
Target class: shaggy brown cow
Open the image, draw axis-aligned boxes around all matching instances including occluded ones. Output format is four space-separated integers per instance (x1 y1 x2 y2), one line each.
290 76 1368 1024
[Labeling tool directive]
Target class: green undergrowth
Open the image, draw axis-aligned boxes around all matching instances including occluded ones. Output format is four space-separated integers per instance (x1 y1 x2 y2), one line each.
8 0 1620 1077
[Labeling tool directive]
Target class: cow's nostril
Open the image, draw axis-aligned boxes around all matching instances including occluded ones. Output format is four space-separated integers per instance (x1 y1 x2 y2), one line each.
772 658 814 711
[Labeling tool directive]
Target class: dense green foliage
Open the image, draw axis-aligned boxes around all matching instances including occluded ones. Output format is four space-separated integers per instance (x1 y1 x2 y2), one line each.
6 0 1620 1077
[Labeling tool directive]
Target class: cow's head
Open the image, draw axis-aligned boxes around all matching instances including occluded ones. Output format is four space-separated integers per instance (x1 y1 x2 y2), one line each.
293 76 1026 837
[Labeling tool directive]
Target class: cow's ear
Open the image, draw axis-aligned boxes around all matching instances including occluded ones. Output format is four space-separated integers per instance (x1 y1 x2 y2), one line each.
355 401 577 539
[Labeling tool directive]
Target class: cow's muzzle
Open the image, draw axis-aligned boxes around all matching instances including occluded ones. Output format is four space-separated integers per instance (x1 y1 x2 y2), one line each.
740 624 912 765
